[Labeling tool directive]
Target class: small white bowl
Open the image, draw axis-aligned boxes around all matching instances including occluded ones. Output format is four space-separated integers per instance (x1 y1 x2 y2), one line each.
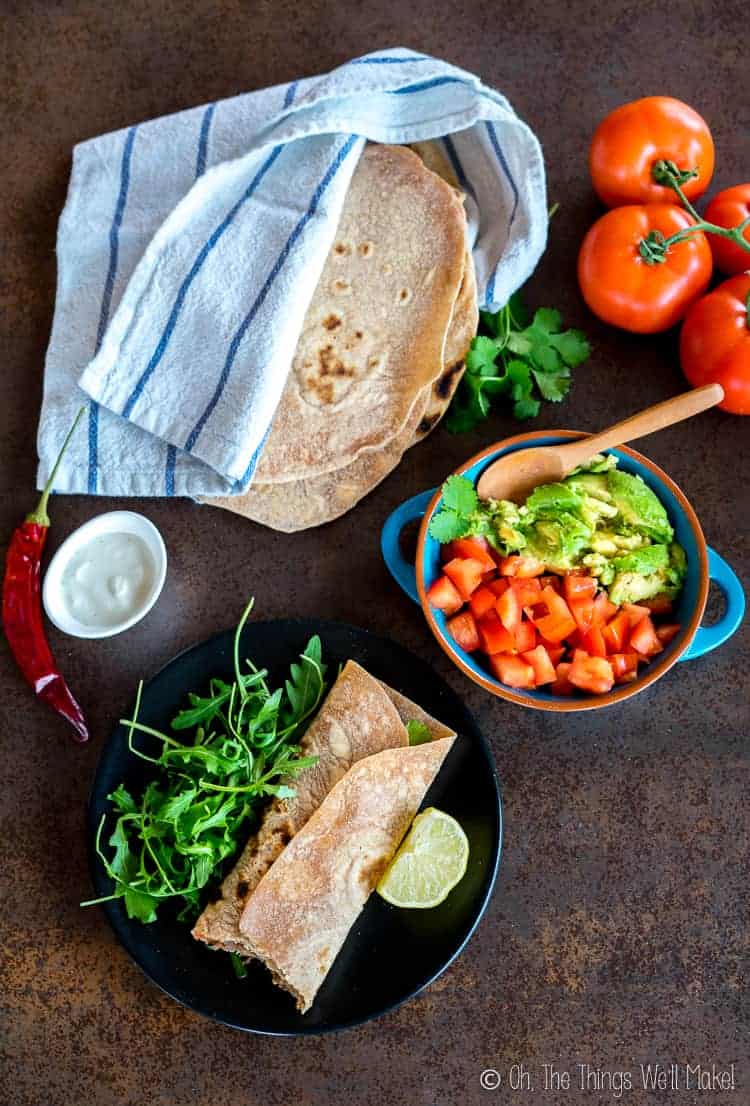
43 511 167 639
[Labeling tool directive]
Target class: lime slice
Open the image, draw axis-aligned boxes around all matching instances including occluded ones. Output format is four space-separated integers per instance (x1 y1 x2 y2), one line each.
377 807 469 909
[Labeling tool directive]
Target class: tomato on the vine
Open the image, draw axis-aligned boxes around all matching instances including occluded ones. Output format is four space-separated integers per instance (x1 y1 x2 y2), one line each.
703 185 750 275
589 96 714 208
578 204 712 333
680 274 750 415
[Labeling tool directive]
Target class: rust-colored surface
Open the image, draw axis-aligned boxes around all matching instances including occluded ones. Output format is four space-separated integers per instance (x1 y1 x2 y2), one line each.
1 4 748 1105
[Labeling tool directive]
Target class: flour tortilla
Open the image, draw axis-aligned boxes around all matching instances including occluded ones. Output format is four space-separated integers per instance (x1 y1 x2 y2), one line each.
205 251 476 532
238 737 455 1012
253 143 468 484
192 660 409 953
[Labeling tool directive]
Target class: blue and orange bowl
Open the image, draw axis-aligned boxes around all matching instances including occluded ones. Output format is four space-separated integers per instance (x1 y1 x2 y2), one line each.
382 431 744 712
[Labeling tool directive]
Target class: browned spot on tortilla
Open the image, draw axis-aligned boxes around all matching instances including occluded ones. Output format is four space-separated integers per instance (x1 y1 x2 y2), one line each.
332 279 351 295
322 314 342 331
355 329 363 339
318 344 353 379
359 241 374 257
398 287 412 304
434 359 464 398
237 880 249 899
417 412 441 436
333 241 351 256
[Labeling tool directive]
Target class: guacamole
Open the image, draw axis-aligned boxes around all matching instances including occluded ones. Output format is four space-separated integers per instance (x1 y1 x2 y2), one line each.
432 454 687 605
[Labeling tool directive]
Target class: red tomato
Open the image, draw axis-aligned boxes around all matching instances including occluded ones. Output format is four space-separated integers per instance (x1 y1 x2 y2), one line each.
549 661 574 696
703 185 750 274
656 623 682 645
469 584 497 620
580 625 608 658
539 575 561 592
602 610 630 653
522 645 557 686
496 587 521 633
578 205 712 333
589 97 714 207
427 575 463 615
477 610 516 655
568 595 595 633
509 576 543 607
610 652 640 684
513 618 537 654
487 577 509 597
629 615 664 657
569 651 615 694
498 555 545 578
622 602 651 628
593 593 618 625
443 557 485 601
489 654 536 689
680 274 750 415
446 537 496 571
563 573 597 603
446 611 481 653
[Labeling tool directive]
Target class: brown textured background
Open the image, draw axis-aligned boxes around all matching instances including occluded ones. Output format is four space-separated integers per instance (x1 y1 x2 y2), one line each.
1 2 748 1104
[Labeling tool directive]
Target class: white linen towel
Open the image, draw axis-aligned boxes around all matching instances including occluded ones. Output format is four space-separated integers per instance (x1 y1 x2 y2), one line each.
38 47 547 497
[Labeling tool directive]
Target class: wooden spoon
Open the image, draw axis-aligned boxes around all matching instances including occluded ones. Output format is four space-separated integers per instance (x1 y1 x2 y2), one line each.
476 383 724 502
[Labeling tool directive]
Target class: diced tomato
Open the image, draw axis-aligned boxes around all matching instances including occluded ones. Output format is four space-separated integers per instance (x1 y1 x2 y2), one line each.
580 625 607 658
549 661 574 695
569 595 595 633
488 653 536 689
498 555 545 578
563 572 597 603
513 618 537 653
544 643 566 665
469 585 497 620
592 593 618 625
656 623 681 645
610 652 639 682
534 586 576 642
446 610 481 652
643 594 674 615
629 615 664 657
623 603 650 628
427 574 463 615
477 610 516 655
487 577 509 597
509 576 543 606
569 650 615 694
446 538 496 572
539 574 561 592
443 557 484 601
602 610 630 654
497 586 522 632
522 644 557 686
566 628 584 650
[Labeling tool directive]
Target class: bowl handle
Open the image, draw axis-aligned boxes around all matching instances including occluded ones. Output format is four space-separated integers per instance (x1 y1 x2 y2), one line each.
679 546 745 662
381 489 436 605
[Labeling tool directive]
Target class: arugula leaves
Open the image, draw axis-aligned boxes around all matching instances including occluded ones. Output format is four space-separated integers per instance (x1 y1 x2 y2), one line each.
83 600 327 926
446 292 590 432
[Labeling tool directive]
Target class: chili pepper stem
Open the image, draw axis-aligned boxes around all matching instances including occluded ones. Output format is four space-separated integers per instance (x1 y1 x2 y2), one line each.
27 406 86 527
640 160 750 265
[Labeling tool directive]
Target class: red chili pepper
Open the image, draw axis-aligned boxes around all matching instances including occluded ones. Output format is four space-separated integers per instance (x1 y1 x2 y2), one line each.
2 408 89 742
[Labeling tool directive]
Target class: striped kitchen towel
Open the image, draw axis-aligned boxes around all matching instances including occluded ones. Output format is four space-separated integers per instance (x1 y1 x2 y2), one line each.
38 47 547 498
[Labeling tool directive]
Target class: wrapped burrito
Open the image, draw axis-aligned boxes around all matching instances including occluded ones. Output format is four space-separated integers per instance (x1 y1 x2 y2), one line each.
238 737 455 1012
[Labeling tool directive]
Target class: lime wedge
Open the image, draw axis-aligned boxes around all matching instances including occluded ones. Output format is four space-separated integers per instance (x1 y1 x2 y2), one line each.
377 807 469 909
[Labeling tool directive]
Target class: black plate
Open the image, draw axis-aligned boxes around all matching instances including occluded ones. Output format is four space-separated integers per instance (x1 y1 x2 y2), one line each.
87 619 502 1035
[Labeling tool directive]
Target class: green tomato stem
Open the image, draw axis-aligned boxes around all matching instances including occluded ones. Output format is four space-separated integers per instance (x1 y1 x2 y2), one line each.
641 160 750 265
27 405 86 527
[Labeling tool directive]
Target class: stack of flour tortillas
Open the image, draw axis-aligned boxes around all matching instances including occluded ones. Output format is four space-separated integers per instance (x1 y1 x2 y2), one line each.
204 142 478 532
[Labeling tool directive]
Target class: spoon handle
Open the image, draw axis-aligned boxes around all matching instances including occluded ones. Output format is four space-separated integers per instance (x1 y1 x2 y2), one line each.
564 383 724 467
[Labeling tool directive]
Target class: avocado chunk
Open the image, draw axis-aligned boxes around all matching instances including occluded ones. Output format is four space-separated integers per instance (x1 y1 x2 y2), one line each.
607 470 674 543
608 543 686 606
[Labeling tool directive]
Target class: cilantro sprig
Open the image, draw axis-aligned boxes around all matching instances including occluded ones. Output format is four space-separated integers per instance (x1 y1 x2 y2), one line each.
446 291 591 432
83 599 327 925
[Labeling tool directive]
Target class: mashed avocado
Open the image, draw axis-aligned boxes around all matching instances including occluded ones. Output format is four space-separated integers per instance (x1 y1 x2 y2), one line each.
475 454 686 603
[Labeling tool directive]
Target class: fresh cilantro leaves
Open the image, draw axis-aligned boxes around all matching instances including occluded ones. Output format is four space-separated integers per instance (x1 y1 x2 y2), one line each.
427 475 479 542
446 291 590 432
83 600 327 927
428 476 479 543
406 719 432 746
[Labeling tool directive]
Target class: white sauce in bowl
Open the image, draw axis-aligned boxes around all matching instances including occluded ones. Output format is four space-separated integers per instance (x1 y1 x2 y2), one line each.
60 532 155 629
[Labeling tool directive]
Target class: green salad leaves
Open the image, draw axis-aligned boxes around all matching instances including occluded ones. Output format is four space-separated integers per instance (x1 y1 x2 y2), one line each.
445 292 591 432
84 600 327 924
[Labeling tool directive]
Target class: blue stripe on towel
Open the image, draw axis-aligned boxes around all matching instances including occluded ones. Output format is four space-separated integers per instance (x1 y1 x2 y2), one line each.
88 124 137 494
121 144 284 420
165 102 217 495
390 75 467 95
184 134 360 456
484 121 519 307
441 134 469 190
350 54 431 65
283 80 299 107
